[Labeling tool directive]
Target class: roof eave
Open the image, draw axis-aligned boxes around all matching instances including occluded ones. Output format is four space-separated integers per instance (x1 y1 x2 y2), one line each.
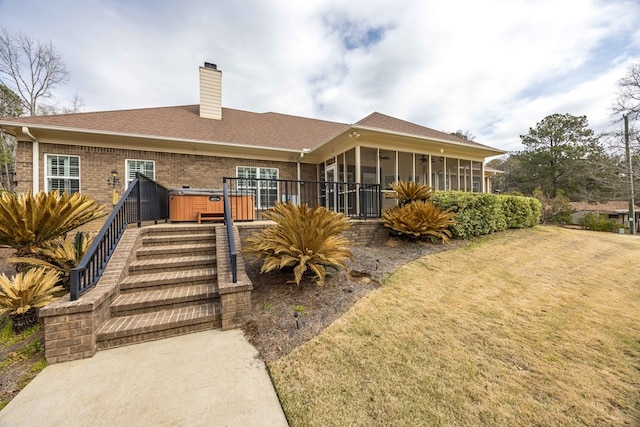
0 121 306 154
351 124 506 156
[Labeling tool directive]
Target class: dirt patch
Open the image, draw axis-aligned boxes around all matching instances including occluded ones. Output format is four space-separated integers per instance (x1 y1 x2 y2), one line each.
0 248 15 277
243 237 467 363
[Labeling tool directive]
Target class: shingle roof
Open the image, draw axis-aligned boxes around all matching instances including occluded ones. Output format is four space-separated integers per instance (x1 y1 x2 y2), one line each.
356 112 496 151
571 201 639 213
0 105 347 151
0 105 503 153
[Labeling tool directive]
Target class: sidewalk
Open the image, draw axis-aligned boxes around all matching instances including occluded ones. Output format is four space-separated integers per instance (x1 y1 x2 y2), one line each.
0 329 288 427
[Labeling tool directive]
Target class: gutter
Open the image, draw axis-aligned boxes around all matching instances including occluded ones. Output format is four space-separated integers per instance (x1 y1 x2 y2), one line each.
22 127 39 193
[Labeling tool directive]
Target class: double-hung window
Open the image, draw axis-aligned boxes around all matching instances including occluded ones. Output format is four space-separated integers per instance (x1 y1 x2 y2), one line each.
126 159 155 186
46 154 80 193
236 166 278 209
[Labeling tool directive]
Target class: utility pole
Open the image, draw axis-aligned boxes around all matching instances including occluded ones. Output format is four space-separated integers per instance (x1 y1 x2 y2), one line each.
624 115 636 235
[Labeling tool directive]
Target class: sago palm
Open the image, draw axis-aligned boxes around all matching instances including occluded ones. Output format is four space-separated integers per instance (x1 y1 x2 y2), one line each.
8 232 95 288
388 181 434 206
382 201 457 242
0 269 62 332
0 191 105 256
244 202 353 285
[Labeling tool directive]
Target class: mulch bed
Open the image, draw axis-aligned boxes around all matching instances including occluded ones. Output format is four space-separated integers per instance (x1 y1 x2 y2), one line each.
243 237 467 363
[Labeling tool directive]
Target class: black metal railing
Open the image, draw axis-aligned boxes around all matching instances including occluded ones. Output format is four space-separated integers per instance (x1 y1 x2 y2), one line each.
222 179 237 283
221 177 381 221
70 173 169 300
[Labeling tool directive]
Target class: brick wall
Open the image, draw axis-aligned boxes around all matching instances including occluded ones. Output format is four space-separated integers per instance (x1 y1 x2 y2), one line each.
237 220 388 248
39 227 142 364
15 140 317 207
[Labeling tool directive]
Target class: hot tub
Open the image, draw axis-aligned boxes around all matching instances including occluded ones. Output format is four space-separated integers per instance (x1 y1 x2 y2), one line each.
168 189 255 222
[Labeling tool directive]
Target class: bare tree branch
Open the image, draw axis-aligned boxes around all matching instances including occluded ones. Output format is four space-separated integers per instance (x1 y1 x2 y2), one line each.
0 28 69 116
612 59 640 122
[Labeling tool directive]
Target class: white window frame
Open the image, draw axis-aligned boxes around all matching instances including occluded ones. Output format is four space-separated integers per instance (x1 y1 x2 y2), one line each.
125 159 155 185
45 154 81 194
236 166 279 209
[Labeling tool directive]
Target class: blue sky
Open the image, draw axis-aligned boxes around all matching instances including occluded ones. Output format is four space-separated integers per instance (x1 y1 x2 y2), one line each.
0 0 638 152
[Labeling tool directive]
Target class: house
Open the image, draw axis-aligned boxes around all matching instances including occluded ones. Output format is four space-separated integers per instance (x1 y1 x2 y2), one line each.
571 201 640 232
0 62 505 216
0 63 511 363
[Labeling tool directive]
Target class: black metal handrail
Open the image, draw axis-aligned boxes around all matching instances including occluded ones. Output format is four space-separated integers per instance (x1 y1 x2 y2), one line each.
222 177 381 221
222 178 237 283
70 173 169 300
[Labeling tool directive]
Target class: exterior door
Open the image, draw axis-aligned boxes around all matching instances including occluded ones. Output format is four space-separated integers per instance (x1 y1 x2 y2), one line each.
325 164 337 211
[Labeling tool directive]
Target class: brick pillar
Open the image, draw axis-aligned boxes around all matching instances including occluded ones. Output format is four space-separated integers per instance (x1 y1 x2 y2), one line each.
220 290 252 330
215 225 253 330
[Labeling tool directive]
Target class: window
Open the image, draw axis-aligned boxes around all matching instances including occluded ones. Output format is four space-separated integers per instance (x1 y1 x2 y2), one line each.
236 166 278 208
126 159 155 185
46 154 80 193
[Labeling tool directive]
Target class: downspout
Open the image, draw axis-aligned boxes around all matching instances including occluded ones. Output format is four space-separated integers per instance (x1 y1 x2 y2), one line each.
22 127 39 193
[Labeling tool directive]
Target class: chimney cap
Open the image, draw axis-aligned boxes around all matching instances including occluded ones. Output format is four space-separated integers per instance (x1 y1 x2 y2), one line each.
204 62 217 70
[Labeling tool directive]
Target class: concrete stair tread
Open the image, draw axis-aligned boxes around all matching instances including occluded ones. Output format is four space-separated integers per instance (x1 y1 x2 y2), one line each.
112 284 218 312
97 303 218 342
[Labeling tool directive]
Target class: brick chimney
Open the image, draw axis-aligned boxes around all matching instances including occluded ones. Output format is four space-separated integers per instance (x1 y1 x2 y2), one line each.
199 62 222 120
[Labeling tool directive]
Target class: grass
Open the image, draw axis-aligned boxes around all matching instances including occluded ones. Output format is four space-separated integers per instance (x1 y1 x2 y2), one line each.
269 227 640 426
0 312 46 411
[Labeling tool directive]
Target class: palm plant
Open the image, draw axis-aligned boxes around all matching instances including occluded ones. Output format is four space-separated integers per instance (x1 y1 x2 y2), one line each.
244 202 353 285
8 232 95 288
387 181 434 206
0 191 105 256
0 269 62 333
382 201 457 242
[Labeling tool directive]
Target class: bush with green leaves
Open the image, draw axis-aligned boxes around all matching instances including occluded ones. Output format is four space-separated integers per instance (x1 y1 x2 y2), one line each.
244 202 353 285
430 191 541 239
577 212 620 232
382 201 456 242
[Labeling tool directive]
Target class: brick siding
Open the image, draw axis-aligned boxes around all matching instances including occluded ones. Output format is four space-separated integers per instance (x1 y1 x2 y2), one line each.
15 140 316 207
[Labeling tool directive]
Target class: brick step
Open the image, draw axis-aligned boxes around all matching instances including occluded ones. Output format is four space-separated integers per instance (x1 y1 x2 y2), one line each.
142 233 215 247
96 303 220 350
142 224 218 237
135 243 216 260
128 255 216 275
120 268 217 293
110 284 218 317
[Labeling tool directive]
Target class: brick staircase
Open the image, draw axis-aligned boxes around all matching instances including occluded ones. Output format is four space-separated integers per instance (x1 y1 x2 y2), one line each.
96 224 221 350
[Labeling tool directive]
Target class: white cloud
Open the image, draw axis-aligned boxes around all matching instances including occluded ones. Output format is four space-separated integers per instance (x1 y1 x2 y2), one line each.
0 0 638 152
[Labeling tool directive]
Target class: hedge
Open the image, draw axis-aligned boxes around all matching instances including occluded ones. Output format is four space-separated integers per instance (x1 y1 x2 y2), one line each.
429 191 542 239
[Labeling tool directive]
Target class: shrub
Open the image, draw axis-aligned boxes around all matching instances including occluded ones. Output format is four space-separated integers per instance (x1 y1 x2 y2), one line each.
387 181 434 206
0 269 62 333
430 191 541 239
244 202 353 285
577 212 620 232
0 191 106 256
8 232 95 289
382 201 456 242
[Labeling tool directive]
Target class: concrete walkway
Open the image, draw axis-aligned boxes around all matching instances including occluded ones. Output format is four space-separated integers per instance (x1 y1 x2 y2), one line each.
0 330 288 427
